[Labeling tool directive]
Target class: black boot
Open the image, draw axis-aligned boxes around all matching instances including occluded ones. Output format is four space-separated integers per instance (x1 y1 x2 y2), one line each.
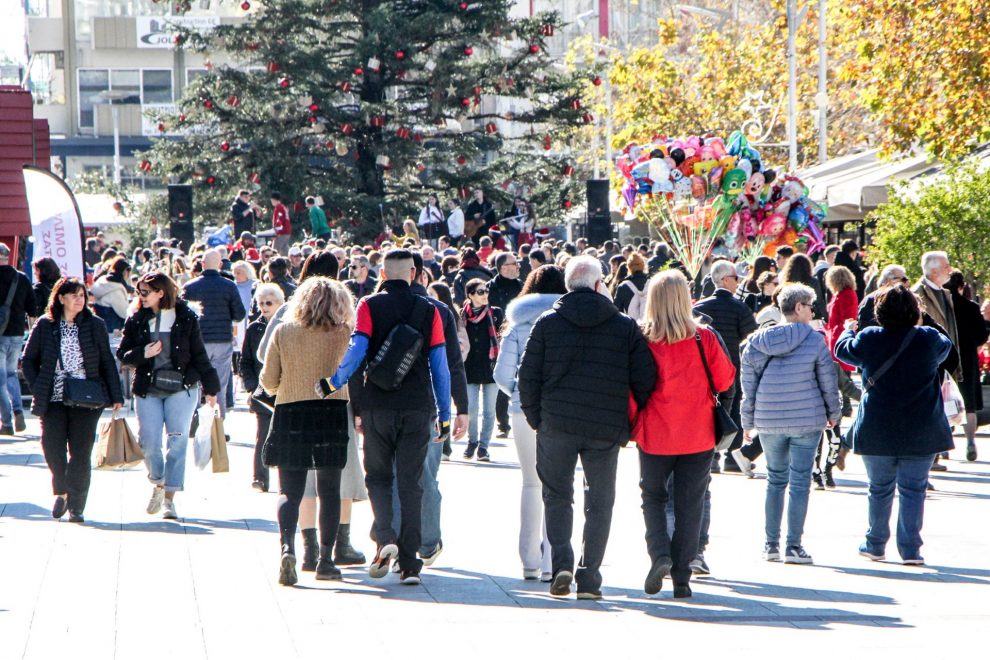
316 545 342 581
301 528 319 572
824 464 836 489
334 523 366 565
279 534 297 586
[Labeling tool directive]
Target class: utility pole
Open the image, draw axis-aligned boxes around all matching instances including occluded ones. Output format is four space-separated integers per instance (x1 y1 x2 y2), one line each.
817 0 828 164
786 0 798 172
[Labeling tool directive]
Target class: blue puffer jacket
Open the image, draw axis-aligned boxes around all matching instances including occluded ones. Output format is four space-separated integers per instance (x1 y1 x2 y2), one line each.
740 322 840 434
181 270 246 343
494 293 562 414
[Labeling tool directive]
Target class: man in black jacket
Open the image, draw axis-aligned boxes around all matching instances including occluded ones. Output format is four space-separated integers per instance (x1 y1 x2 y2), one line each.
694 259 759 472
518 256 656 600
488 252 523 438
834 240 867 301
0 243 37 435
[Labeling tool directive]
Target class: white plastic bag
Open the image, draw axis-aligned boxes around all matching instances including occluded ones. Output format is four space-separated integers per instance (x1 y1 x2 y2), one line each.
942 374 966 426
193 405 214 470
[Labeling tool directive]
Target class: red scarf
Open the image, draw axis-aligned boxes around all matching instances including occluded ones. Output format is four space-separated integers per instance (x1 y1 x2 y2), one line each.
464 304 499 361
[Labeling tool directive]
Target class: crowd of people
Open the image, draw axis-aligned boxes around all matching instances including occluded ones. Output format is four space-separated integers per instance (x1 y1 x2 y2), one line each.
15 192 990 599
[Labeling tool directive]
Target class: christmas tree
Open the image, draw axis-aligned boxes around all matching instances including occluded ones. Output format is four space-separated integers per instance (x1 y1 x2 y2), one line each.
142 0 596 240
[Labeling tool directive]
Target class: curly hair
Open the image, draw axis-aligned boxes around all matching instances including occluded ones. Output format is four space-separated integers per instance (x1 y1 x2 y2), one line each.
288 276 354 330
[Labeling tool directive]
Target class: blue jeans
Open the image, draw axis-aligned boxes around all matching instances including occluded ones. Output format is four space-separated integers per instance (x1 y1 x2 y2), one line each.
136 387 201 492
0 336 23 426
391 426 443 555
862 454 934 560
761 431 821 548
467 382 498 448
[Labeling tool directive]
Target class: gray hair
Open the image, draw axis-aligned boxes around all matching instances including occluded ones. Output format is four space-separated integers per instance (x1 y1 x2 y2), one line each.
254 282 285 304
564 255 603 291
351 255 369 269
231 260 256 280
921 251 948 277
778 283 816 316
709 259 737 286
879 264 907 286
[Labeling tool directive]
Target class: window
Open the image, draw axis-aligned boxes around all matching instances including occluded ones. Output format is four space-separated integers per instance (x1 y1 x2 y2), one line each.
78 69 109 128
111 69 140 103
186 68 208 85
142 69 173 103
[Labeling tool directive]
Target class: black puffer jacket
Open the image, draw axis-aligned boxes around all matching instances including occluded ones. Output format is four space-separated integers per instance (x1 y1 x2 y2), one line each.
239 316 268 393
613 271 649 314
488 274 522 312
117 301 221 397
22 311 124 416
517 289 656 444
693 290 759 367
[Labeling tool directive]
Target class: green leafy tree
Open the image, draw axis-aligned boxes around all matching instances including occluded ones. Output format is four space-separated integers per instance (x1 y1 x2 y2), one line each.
142 0 592 240
871 162 990 295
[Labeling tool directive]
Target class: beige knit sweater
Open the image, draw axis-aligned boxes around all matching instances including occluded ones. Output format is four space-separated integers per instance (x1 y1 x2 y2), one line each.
259 320 350 405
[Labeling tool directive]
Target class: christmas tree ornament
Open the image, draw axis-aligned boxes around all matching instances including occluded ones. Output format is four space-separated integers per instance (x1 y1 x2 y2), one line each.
472 85 482 97
339 81 352 92
485 122 497 134
425 60 437 72
460 97 471 107
335 142 349 156
240 1 250 9
203 99 214 109
463 46 473 56
413 131 424 142
246 41 259 51
528 44 540 54
459 1 468 9
206 175 216 185
139 160 153 173
367 56 381 72
416 162 426 172
459 186 470 199
354 66 364 75
592 76 602 87
394 50 406 60
248 172 261 184
582 112 594 123
570 99 582 110
158 122 166 132
278 77 291 88
308 116 317 124
369 115 385 127
267 61 280 73
308 103 319 113
226 95 240 107
543 134 552 150
562 164 575 176
457 155 467 165
562 199 572 209
396 127 411 139
174 34 184 46
178 113 186 122
220 141 230 151
542 24 554 36
341 123 354 135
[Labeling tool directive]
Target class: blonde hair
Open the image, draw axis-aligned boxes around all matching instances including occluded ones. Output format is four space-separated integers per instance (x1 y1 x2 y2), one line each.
825 265 855 294
288 277 355 330
641 270 700 344
626 252 647 274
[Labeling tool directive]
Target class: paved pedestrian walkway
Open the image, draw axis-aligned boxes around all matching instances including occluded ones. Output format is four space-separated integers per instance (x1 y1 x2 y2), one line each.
2 401 988 659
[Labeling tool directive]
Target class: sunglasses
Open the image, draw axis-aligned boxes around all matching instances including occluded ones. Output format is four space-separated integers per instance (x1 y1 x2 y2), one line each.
470 288 489 295
137 288 155 297
259 300 277 307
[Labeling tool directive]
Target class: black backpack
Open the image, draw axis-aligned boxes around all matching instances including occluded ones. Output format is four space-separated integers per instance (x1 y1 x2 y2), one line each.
365 297 432 392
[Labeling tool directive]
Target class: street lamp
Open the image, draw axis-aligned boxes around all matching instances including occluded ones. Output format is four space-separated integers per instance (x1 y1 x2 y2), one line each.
96 89 131 186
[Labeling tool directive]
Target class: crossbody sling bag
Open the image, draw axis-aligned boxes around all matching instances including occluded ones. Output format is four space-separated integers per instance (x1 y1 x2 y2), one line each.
862 327 917 394
150 312 185 393
58 325 110 409
365 297 432 392
695 332 739 452
0 272 19 335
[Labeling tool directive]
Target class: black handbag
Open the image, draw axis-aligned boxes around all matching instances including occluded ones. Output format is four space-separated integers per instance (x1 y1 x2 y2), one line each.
695 333 738 452
57 331 109 410
150 312 185 393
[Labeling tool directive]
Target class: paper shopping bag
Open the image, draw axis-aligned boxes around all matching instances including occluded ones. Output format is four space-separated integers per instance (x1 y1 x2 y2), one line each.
210 410 229 473
95 415 144 469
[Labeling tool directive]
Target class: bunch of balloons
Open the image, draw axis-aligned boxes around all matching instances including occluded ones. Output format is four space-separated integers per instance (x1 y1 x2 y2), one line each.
615 130 827 256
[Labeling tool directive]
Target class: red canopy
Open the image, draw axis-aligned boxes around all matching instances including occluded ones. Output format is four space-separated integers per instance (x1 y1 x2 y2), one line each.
0 85 51 251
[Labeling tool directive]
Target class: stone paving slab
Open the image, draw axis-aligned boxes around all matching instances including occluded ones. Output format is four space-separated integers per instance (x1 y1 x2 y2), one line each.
1 401 988 659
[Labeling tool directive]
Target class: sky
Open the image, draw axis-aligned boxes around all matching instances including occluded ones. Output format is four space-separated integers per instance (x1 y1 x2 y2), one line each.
1 0 27 65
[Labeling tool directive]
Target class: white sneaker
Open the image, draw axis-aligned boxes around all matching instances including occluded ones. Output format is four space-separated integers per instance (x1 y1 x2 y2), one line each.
523 568 541 580
731 448 755 478
147 486 165 515
162 499 177 520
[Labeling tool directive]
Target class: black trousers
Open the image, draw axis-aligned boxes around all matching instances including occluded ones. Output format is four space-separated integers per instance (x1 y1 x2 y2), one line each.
639 448 712 585
40 402 103 514
253 408 272 488
537 431 618 591
277 466 342 548
496 390 510 432
715 376 744 466
363 408 433 572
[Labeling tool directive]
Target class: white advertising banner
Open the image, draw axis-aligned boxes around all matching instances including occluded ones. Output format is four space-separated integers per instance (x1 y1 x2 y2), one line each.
136 16 221 49
22 167 86 280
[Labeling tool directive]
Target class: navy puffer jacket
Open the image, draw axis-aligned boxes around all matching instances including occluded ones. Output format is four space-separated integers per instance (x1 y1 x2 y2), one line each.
181 270 246 343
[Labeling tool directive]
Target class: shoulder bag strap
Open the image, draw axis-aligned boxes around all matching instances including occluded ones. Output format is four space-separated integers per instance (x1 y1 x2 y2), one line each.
694 332 721 406
152 312 162 341
863 327 917 393
3 272 18 308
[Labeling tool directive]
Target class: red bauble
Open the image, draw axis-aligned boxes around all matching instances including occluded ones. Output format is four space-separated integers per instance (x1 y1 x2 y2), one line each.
206 176 216 185
395 50 405 60
341 123 354 135
278 77 290 88
220 141 230 152
528 44 540 54
240 1 250 9
226 95 240 107
460 97 471 107
267 61 280 73
459 1 467 9
157 122 166 132
457 155 467 166
485 122 497 134
354 66 364 75
178 113 186 122
308 103 319 112
543 135 552 150
592 76 602 87
308 116 317 124
472 85 482 96
416 162 426 172
562 199 572 209
203 99 214 109
463 46 473 56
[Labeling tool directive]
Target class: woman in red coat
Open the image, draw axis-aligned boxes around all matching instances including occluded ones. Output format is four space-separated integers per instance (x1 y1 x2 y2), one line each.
819 265 861 487
632 270 735 599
